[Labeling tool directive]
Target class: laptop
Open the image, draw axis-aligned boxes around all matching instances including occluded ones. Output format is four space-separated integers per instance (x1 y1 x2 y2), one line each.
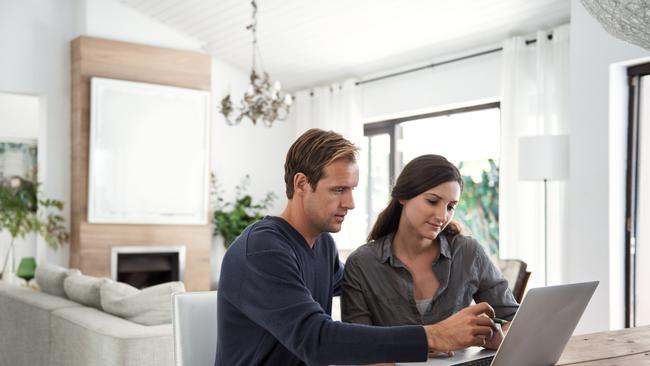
400 281 599 366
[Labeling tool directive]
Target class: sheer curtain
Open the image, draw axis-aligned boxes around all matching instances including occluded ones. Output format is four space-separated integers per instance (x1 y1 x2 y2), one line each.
288 79 367 254
499 25 570 289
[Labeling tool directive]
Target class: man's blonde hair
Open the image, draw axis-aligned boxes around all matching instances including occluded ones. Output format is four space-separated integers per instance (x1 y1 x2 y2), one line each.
284 128 359 199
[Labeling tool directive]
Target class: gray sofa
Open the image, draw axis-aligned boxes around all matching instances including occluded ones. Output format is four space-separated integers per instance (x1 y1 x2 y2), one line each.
0 281 173 366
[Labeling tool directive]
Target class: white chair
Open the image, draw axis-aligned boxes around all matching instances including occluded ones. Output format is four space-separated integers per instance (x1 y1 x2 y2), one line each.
172 291 218 366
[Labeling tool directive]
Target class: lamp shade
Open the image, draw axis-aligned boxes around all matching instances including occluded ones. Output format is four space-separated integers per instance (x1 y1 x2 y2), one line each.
519 135 569 181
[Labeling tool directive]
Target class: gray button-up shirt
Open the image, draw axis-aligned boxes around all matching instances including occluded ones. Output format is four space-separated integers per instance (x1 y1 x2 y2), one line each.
341 233 519 326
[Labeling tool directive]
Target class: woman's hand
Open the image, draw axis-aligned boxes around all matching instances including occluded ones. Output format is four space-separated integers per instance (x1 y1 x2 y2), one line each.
482 322 504 350
481 315 511 350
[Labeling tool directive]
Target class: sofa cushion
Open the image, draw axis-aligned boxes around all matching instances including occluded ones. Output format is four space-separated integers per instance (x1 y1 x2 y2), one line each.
51 306 173 366
64 274 110 309
0 285 82 366
101 281 185 325
34 263 81 298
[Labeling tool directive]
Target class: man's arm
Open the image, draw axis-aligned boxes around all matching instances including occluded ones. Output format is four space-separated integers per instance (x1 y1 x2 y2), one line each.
423 302 497 352
240 247 428 365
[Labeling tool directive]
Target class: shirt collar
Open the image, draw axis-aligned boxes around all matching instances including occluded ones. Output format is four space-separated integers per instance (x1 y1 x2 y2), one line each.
378 233 395 264
379 232 452 266
438 234 452 259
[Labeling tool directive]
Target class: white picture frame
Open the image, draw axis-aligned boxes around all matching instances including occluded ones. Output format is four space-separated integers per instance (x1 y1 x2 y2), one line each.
88 77 210 225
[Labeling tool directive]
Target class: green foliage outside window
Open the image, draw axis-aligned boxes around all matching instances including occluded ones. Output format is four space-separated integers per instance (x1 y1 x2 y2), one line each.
455 159 499 256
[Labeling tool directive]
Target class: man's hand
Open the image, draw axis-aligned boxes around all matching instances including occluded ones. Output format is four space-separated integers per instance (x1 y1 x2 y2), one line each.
423 302 496 353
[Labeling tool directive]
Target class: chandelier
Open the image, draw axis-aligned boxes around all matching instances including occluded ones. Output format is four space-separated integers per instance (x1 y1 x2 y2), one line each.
220 0 292 127
581 0 650 51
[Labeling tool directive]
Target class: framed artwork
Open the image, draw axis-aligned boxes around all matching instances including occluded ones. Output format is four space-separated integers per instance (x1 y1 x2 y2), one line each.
88 77 211 225
0 140 37 184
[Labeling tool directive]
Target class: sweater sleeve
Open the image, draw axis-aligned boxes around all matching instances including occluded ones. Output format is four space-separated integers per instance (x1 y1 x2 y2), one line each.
331 247 345 297
240 246 428 365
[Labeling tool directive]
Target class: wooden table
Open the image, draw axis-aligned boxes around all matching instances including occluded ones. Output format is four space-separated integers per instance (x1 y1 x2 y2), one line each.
399 325 650 365
556 325 650 365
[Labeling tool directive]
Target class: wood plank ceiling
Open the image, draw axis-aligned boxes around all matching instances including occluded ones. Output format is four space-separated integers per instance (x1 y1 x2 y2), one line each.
119 0 570 91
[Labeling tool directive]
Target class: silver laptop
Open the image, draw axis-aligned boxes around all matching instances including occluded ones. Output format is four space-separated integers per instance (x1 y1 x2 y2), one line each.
401 281 599 366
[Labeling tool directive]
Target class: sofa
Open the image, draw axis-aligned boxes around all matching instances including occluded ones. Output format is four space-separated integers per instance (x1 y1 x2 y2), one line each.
0 279 175 366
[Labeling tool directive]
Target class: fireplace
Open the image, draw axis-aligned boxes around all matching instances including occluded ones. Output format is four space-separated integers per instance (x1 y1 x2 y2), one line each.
111 246 186 289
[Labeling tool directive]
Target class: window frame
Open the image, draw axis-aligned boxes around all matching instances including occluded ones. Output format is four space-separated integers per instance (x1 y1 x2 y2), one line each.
363 101 501 188
625 62 650 328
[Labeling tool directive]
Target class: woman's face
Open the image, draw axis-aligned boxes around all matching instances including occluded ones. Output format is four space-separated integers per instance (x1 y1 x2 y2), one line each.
399 181 461 241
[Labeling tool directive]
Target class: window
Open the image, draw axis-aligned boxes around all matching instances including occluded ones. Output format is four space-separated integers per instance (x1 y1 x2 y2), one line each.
625 63 650 327
363 103 501 256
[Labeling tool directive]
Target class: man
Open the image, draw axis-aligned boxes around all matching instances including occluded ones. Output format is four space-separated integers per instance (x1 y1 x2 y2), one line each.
216 128 498 365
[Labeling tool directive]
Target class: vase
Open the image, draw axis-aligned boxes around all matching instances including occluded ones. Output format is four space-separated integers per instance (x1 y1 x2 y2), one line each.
16 257 37 285
0 241 17 284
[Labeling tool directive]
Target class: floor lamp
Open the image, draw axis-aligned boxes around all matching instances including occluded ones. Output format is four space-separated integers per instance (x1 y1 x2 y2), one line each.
518 135 569 286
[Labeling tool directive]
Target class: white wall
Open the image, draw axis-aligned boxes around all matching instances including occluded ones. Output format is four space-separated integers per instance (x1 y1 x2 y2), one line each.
568 1 650 334
211 58 292 212
0 92 41 268
0 0 81 267
0 93 40 139
210 58 294 287
0 0 293 274
83 0 292 214
359 47 502 121
82 0 203 51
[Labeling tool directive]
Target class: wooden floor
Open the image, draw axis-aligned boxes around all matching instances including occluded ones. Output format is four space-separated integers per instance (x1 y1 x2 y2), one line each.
557 325 650 365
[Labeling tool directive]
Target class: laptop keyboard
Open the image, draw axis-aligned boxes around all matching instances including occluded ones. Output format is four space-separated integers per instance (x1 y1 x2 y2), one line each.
451 355 495 366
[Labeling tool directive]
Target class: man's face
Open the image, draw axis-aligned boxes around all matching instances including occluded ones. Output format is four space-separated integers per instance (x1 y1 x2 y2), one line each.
303 159 359 235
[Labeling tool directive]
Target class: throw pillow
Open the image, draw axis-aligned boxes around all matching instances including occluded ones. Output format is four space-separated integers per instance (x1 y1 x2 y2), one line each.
63 274 110 309
34 264 81 298
100 281 185 325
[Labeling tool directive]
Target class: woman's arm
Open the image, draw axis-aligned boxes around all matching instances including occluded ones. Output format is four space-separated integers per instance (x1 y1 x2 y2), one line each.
471 241 519 320
340 256 374 325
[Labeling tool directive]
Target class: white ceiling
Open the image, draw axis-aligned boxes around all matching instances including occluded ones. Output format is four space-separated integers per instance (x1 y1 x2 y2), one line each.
119 0 570 91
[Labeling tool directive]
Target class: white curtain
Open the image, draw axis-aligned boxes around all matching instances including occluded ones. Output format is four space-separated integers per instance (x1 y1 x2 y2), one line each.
499 25 570 289
289 79 367 254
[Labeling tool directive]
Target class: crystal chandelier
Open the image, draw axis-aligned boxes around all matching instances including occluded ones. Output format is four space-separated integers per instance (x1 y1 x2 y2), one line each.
581 0 650 51
220 0 292 127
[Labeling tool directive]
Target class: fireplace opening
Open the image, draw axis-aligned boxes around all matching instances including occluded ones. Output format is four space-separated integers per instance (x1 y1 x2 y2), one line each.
111 246 185 289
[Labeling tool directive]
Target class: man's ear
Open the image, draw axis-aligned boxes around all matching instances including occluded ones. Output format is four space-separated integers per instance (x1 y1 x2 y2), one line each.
293 173 309 195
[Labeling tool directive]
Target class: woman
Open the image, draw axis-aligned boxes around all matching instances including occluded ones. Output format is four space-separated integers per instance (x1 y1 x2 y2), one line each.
341 154 518 350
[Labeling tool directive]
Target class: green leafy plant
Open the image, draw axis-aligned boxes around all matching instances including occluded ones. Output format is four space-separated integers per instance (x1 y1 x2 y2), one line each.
456 159 499 256
212 175 276 249
0 176 69 275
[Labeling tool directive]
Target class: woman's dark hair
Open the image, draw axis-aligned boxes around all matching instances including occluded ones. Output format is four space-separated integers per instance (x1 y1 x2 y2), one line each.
368 154 464 241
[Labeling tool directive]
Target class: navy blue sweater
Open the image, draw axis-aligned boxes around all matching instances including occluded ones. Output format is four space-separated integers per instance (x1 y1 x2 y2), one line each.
215 216 428 365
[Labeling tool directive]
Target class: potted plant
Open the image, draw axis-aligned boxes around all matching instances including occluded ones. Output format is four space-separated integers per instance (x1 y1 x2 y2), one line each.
0 176 69 280
212 175 276 249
